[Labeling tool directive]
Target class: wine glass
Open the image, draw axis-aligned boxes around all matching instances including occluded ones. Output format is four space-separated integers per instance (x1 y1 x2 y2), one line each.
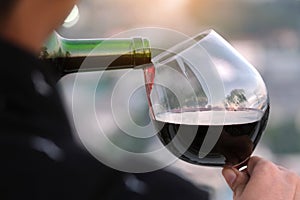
144 29 269 168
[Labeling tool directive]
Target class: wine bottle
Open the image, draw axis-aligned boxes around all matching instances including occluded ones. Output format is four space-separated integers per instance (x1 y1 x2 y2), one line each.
39 32 152 78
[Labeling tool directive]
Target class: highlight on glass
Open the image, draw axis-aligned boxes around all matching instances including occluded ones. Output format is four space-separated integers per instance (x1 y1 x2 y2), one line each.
144 29 270 168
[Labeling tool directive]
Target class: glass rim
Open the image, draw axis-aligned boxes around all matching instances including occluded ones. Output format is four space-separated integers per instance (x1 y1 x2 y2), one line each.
151 28 220 65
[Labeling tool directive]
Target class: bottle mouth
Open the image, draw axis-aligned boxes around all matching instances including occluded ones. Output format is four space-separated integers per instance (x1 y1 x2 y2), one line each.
132 37 152 66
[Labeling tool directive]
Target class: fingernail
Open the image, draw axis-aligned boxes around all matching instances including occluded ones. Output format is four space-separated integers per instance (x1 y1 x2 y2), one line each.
223 168 237 186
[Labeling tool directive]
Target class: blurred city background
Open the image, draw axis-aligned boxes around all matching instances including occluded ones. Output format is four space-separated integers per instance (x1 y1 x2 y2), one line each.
56 0 300 199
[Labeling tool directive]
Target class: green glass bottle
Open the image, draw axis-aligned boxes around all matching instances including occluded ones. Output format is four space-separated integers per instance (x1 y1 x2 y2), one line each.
40 32 152 77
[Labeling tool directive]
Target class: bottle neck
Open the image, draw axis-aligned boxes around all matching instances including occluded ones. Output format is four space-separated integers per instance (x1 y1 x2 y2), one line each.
40 32 152 77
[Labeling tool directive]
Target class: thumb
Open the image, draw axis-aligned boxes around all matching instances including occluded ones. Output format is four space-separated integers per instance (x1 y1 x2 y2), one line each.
222 167 249 198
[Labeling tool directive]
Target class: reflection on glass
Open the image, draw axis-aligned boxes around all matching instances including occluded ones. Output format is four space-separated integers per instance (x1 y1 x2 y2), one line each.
144 29 270 168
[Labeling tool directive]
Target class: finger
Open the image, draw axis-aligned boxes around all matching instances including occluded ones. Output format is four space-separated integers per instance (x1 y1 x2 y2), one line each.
222 167 249 197
245 156 261 175
277 165 289 171
294 180 300 200
231 168 250 198
222 167 237 188
247 156 288 172
246 156 277 176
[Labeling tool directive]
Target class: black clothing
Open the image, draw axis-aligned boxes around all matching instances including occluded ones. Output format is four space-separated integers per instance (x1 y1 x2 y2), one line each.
0 37 210 200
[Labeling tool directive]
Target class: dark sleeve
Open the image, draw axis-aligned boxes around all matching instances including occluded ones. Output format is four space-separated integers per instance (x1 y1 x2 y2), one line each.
135 170 211 200
0 139 211 200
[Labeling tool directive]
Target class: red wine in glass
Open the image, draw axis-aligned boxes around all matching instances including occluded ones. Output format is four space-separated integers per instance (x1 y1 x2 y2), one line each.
152 107 269 167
